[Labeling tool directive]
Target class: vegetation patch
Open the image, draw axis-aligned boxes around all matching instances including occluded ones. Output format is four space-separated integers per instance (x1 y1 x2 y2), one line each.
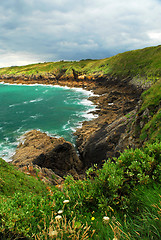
0 159 47 197
139 79 161 142
0 141 161 239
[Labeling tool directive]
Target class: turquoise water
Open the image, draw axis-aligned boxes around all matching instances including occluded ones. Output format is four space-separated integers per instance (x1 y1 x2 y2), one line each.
0 83 97 161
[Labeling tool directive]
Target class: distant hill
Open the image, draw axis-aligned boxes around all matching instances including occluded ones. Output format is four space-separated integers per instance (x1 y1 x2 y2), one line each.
0 45 161 84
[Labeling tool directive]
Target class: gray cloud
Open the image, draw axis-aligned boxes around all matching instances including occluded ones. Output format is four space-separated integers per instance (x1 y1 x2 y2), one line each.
0 0 161 67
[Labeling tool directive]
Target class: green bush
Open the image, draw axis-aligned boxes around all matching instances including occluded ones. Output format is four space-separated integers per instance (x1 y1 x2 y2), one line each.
65 141 161 213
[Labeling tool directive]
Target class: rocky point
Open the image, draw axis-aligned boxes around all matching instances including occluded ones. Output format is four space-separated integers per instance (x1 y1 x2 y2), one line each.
11 130 83 183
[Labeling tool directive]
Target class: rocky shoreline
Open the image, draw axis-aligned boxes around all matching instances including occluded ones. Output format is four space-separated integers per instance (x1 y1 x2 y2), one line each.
0 73 144 183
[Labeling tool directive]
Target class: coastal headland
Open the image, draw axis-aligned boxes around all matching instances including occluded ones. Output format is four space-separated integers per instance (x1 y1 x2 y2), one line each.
0 45 161 181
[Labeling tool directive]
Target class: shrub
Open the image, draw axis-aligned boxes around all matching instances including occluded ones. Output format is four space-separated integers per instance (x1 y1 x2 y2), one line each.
64 141 161 213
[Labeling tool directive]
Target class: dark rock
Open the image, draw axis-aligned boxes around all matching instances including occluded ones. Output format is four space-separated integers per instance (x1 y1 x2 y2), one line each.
78 116 128 167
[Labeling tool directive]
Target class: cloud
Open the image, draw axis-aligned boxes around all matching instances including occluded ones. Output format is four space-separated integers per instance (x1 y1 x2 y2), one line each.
0 50 42 68
147 31 161 45
0 0 161 67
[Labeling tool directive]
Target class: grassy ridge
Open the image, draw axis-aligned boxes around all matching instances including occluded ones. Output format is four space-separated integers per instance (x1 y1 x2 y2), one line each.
0 45 161 81
105 45 161 78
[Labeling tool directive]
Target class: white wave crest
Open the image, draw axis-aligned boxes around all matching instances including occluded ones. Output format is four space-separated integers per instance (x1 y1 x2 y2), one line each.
79 99 93 106
29 98 43 103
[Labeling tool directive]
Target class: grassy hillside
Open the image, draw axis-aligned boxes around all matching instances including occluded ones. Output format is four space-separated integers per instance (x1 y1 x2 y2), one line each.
139 78 161 142
104 45 161 78
0 159 48 197
0 45 161 83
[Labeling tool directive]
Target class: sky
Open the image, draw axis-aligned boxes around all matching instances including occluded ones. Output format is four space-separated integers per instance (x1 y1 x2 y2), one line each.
0 0 161 68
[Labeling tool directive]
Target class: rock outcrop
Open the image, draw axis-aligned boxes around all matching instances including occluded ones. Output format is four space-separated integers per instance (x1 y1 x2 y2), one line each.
77 116 128 167
12 130 82 179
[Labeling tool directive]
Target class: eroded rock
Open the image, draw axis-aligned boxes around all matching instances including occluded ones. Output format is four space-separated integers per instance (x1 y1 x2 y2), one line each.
77 116 128 167
12 130 82 178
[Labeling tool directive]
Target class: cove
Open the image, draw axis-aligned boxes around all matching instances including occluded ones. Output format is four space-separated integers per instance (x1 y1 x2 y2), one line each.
0 83 97 161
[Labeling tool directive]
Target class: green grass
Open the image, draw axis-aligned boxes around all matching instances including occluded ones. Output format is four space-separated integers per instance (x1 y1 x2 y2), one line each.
105 45 161 78
0 158 48 197
139 79 161 142
140 78 161 111
126 184 161 239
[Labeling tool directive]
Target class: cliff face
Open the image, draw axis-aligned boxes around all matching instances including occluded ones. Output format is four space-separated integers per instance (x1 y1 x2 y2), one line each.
74 76 143 168
0 72 96 89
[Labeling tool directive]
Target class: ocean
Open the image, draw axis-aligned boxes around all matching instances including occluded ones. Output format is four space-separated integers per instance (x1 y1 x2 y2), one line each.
0 83 97 161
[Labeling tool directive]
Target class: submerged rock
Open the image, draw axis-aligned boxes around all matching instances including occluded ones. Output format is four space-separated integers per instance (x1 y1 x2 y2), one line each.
12 130 82 179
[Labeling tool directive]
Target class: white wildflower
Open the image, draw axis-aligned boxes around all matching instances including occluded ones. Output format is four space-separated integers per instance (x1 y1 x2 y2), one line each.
63 199 70 204
103 216 110 223
55 215 62 220
57 210 63 214
49 230 58 237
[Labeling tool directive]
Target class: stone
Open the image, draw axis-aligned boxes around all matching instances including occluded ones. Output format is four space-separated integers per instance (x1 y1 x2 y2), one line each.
77 116 128 167
12 130 82 178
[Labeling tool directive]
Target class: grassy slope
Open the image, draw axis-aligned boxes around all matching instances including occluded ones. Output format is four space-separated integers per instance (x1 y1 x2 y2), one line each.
139 79 161 142
0 144 161 239
0 158 48 197
105 45 161 78
0 45 161 81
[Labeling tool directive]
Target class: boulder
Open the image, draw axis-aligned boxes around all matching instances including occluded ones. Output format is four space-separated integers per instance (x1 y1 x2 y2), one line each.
12 130 82 178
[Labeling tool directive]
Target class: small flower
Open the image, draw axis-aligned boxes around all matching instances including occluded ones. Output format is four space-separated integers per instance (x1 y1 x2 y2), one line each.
49 230 58 237
63 199 70 204
57 210 63 214
55 215 62 220
91 217 95 221
103 216 110 224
